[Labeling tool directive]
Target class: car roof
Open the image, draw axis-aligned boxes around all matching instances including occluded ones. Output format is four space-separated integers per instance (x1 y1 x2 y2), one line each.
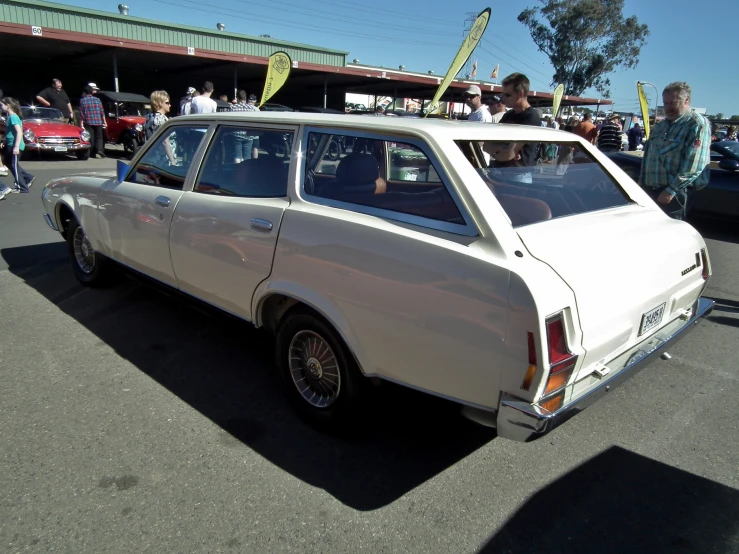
97 91 151 103
179 111 567 141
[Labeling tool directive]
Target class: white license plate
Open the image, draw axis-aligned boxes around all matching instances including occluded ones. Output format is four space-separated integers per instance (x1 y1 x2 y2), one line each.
639 303 666 336
54 146 68 152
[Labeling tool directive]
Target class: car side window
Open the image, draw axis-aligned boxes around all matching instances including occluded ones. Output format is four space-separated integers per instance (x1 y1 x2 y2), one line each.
126 125 208 189
303 131 464 226
194 125 294 198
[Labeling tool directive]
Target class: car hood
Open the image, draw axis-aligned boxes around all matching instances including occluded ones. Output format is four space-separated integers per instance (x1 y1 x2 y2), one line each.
118 116 146 125
24 120 82 136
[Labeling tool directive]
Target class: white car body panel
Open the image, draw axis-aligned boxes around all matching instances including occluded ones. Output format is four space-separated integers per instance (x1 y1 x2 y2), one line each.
39 112 714 441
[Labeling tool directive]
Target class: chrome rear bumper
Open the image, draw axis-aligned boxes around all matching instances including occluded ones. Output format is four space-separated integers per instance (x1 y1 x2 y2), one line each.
496 297 714 442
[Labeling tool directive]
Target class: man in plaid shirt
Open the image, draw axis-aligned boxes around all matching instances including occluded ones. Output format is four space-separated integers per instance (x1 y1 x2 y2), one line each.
79 84 107 158
230 90 260 162
638 81 710 220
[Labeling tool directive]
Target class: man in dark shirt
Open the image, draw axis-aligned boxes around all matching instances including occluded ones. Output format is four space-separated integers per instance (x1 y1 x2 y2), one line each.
35 79 73 122
483 72 541 182
597 114 623 152
627 122 645 151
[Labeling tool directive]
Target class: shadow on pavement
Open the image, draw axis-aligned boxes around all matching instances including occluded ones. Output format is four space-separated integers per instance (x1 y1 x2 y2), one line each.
478 446 739 554
1 242 495 511
690 217 739 245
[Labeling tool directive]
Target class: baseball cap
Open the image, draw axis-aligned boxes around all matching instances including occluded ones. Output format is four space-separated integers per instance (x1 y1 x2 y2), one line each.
88 82 100 91
490 94 502 103
187 87 196 94
464 85 482 96
248 93 257 102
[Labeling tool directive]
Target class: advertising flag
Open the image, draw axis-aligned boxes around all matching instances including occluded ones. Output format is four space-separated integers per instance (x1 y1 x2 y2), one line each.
491 64 499 79
552 83 564 119
637 81 650 139
425 8 491 117
259 51 292 107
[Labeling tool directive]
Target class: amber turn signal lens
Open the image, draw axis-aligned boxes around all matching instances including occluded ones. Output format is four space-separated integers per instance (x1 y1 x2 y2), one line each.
540 391 564 413
544 364 575 395
521 364 537 391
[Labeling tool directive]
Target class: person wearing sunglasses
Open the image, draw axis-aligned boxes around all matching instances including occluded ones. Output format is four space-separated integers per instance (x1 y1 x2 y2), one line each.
79 84 108 159
144 90 178 166
464 85 492 123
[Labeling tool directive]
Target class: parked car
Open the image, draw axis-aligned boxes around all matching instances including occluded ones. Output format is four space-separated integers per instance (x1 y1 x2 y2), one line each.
1 106 92 160
607 141 739 220
97 91 149 159
260 103 294 112
40 114 714 442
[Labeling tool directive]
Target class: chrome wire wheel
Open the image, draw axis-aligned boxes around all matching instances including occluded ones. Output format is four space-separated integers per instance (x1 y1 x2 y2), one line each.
72 225 95 274
288 330 341 408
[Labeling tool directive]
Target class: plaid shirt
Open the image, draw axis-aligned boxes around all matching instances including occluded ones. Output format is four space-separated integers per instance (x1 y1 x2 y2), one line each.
638 110 711 193
79 95 106 127
230 102 259 139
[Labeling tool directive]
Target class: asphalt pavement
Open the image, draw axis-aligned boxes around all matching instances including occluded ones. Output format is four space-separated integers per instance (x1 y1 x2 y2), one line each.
1 158 738 553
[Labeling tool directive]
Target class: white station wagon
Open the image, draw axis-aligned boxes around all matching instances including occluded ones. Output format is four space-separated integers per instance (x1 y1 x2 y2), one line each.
41 112 714 441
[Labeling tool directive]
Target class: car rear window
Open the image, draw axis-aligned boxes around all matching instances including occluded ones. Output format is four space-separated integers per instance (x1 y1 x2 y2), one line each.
456 140 633 227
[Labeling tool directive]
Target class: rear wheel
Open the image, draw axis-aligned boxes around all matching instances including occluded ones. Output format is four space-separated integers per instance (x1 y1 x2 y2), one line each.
67 219 115 286
76 149 91 160
276 311 366 426
123 137 138 160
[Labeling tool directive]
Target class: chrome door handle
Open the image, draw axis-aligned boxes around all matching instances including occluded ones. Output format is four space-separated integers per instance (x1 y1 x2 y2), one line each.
250 218 273 231
155 196 171 207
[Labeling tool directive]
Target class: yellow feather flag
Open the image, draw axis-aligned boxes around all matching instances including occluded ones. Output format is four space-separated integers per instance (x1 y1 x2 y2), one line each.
425 8 491 117
637 82 650 139
552 83 564 119
259 51 292 107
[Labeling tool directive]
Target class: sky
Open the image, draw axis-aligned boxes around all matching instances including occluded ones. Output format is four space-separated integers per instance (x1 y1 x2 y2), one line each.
53 0 739 115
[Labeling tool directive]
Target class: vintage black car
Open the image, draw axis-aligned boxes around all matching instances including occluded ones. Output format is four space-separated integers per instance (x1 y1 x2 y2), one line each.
607 141 739 220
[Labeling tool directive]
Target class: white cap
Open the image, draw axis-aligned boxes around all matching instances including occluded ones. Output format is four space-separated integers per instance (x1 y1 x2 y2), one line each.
88 82 100 90
464 85 482 96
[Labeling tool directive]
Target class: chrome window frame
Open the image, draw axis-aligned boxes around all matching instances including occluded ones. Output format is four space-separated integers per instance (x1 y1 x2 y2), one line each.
191 122 299 199
298 125 479 237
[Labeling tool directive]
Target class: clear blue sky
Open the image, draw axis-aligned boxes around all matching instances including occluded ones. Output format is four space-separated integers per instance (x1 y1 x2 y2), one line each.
55 0 739 115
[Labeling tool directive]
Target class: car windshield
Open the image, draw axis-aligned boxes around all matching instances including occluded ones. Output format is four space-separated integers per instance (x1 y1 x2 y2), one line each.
116 102 149 117
456 139 632 227
21 107 64 121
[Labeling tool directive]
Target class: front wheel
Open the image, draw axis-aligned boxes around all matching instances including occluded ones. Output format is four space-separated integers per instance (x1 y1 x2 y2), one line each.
275 311 366 426
76 149 91 160
67 219 115 287
123 137 139 160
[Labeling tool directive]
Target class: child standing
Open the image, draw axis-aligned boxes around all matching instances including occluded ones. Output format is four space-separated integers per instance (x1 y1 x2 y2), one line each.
0 97 34 200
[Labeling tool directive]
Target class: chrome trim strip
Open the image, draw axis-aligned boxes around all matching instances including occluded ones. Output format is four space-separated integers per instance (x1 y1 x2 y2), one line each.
43 213 59 231
496 297 714 442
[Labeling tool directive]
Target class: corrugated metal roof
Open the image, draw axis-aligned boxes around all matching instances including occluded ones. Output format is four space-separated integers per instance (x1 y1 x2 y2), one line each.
0 0 348 66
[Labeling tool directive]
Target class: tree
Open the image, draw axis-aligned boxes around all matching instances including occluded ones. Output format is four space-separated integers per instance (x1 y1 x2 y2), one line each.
518 0 649 97
730 115 739 121
716 113 725 120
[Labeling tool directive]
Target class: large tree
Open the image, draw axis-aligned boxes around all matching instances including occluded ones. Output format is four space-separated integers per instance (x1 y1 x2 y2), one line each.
518 0 649 97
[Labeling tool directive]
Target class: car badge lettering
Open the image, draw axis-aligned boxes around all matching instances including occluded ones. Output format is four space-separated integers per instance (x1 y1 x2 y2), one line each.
681 252 701 277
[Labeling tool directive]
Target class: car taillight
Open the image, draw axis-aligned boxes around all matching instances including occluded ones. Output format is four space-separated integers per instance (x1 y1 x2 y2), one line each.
700 248 710 281
544 315 578 397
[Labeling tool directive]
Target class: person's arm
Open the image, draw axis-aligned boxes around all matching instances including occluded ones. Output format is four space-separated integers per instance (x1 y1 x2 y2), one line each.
12 122 23 155
665 121 712 195
97 100 107 128
638 139 650 186
66 103 74 120
35 91 51 107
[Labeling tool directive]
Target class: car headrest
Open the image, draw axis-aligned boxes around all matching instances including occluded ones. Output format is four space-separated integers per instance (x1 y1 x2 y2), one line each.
233 156 288 197
335 153 380 190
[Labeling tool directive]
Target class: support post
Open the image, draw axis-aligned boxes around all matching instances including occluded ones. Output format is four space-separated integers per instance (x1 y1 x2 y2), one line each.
113 52 119 93
323 76 328 109
595 101 600 122
234 66 238 101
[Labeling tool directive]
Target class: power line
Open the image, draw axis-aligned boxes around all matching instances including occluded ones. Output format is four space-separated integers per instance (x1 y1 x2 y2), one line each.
479 40 552 83
300 0 454 26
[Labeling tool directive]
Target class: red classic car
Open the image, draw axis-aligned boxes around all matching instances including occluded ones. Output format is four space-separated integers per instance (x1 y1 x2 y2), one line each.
98 91 150 159
10 106 92 160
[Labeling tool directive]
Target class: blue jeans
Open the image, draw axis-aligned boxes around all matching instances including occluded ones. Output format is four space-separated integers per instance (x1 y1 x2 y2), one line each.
2 149 33 192
643 186 690 220
234 136 254 161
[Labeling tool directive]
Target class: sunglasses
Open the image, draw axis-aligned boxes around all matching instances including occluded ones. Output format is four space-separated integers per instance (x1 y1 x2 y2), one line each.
502 92 515 98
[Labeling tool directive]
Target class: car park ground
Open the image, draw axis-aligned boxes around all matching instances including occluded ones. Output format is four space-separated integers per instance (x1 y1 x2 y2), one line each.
1 158 738 553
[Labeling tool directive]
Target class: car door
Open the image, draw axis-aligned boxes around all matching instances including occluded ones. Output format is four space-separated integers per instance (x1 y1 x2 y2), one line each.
169 123 296 320
98 122 211 286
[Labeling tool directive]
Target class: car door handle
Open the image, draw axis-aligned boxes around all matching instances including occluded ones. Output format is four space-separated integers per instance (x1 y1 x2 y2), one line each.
250 218 273 231
155 196 171 208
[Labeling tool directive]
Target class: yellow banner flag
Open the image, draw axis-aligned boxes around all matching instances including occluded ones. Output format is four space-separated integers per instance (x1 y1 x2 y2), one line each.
259 51 292 107
552 83 564 119
637 82 650 139
425 8 491 117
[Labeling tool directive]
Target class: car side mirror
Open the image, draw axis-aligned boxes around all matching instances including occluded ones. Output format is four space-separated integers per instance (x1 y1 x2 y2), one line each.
718 158 739 172
117 159 130 182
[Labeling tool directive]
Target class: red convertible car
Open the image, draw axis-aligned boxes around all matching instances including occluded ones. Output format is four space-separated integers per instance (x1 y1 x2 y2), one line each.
12 106 92 160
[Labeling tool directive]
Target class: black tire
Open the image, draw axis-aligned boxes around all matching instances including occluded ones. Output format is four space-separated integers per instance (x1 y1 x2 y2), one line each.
275 311 366 427
123 137 138 160
66 218 115 287
327 139 342 161
76 149 91 160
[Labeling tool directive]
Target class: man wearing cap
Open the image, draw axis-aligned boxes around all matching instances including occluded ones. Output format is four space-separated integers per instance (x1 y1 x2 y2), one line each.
79 84 107 158
35 79 74 123
464 85 492 123
489 94 507 123
180 87 197 116
230 90 260 162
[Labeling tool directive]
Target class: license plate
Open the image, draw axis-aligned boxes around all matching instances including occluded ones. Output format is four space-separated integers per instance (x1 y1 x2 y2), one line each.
638 303 666 336
54 146 68 152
